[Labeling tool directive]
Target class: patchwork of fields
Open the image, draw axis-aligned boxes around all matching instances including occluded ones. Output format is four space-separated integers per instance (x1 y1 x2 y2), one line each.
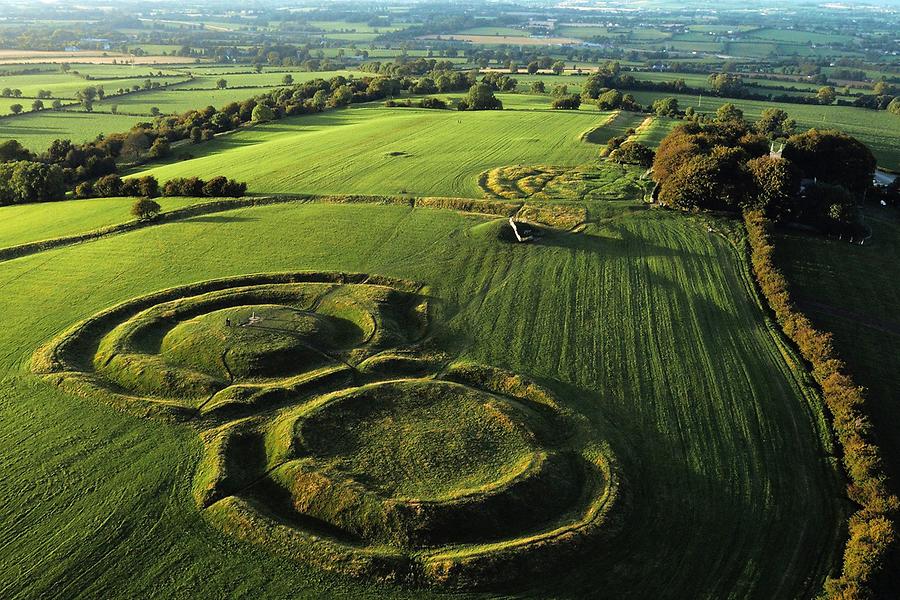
0 44 896 598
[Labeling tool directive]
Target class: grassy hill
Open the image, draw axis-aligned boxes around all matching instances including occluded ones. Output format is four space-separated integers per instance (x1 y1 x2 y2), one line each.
0 192 841 597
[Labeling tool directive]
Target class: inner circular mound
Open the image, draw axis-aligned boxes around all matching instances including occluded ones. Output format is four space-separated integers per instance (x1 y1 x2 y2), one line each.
160 304 363 380
298 381 535 500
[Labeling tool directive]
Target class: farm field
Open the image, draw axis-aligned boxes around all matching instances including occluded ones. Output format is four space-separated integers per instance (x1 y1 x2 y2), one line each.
0 192 841 598
0 69 367 145
0 73 190 101
581 110 647 144
774 209 900 588
0 110 150 151
131 106 612 197
0 49 199 65
633 116 678 147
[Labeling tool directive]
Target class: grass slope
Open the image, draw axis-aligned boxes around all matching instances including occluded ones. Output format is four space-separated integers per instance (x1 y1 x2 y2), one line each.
132 106 609 197
0 199 840 598
0 196 215 248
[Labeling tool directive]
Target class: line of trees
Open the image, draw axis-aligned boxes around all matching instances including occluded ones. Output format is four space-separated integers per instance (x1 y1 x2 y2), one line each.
745 211 898 599
75 174 247 199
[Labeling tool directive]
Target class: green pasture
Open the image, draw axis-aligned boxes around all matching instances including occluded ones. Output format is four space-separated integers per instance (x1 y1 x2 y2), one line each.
747 28 855 45
0 196 215 248
456 26 526 37
0 192 840 598
307 20 407 33
0 73 190 100
131 106 611 197
0 111 147 151
634 116 678 148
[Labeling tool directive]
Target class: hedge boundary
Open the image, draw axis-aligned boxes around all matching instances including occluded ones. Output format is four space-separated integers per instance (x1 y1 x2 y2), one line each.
744 210 898 599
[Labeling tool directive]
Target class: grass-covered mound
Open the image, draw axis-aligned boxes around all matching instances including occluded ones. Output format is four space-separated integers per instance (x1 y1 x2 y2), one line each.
195 365 621 589
478 163 651 204
33 270 622 589
32 272 430 419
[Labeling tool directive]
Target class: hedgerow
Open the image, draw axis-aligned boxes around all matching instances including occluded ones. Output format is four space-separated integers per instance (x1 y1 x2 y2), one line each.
744 210 898 598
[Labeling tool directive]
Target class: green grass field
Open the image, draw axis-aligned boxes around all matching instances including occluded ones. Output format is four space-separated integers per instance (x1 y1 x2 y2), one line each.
131 106 612 197
0 111 150 150
0 69 367 145
633 116 678 148
0 73 191 101
0 191 841 597
0 196 216 248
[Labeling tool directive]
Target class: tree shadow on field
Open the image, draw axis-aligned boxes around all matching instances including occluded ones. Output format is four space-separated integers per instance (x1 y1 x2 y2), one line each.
532 222 706 261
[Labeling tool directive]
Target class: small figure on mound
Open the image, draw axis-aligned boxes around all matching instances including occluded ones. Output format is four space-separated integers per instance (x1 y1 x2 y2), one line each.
225 318 231 327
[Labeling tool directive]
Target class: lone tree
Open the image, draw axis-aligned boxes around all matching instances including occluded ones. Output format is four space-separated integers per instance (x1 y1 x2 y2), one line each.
131 197 161 220
458 83 503 111
216 78 228 89
282 74 294 85
816 86 836 105
9 103 22 114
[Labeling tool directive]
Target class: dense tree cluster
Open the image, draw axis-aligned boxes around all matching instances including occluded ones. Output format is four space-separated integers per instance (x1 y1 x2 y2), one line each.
0 161 65 205
652 118 875 234
479 72 518 92
74 174 246 199
594 89 640 111
383 97 448 109
782 129 876 193
609 141 655 167
551 94 581 110
457 83 502 111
